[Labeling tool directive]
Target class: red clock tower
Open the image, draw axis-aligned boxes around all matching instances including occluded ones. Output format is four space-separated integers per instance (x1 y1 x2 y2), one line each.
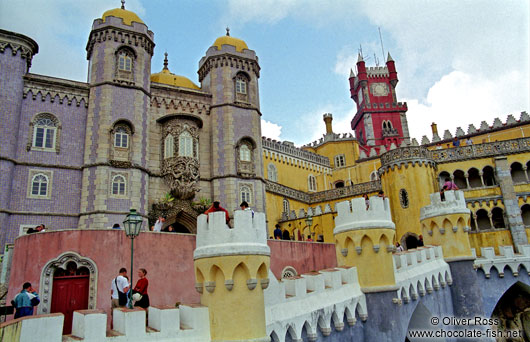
349 53 410 155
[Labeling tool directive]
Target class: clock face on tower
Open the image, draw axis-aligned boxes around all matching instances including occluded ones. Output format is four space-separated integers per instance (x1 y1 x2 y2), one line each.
371 82 388 96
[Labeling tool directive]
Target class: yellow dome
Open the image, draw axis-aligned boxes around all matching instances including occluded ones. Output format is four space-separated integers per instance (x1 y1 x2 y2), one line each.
213 35 248 52
151 68 200 90
102 8 144 26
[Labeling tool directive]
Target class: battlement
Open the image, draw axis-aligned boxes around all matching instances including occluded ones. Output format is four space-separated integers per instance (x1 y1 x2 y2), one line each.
393 246 452 303
262 137 331 166
194 210 270 260
420 190 470 221
265 267 367 341
303 132 356 148
366 66 389 77
334 196 394 235
473 245 530 278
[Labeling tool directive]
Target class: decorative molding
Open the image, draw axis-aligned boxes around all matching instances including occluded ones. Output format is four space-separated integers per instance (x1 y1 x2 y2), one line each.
262 138 330 167
150 95 210 116
23 80 89 108
86 26 154 60
38 251 98 315
198 53 260 82
0 29 39 69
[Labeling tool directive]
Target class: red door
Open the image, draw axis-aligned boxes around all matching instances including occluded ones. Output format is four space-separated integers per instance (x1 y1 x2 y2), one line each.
50 275 89 335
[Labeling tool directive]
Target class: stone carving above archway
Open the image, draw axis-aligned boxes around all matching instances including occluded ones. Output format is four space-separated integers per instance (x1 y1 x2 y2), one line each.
38 251 98 315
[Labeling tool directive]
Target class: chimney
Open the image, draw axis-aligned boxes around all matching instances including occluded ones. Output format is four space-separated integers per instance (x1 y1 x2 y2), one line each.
323 113 333 134
431 122 438 136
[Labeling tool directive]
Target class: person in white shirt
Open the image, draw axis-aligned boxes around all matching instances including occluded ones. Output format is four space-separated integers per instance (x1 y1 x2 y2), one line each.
240 201 254 218
111 268 130 309
152 216 165 232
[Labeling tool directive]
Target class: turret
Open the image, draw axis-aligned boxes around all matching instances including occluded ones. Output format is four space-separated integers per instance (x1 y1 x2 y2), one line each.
194 210 270 341
420 190 473 260
197 29 266 213
334 196 396 288
386 52 398 88
323 113 333 135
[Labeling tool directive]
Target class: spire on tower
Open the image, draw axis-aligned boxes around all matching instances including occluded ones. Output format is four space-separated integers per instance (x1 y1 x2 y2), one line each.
387 52 394 62
163 52 169 70
357 53 364 63
121 0 125 9
350 68 355 78
226 27 230 36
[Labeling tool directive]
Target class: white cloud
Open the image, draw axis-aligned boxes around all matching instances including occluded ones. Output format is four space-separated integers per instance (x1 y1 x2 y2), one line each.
261 119 283 141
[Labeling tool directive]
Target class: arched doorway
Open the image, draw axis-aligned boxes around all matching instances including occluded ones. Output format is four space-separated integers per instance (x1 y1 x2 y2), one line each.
51 262 90 334
401 232 420 250
39 252 98 335
164 210 197 233
491 281 530 339
406 302 447 341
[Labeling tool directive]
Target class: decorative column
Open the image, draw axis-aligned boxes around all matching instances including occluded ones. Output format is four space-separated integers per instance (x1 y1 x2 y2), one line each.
194 210 270 342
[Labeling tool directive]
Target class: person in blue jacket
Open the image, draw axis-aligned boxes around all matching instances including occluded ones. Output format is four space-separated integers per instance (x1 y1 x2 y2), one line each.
12 282 40 318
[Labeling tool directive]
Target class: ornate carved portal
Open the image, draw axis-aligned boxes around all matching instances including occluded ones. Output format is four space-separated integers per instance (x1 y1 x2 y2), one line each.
150 199 199 234
38 251 98 315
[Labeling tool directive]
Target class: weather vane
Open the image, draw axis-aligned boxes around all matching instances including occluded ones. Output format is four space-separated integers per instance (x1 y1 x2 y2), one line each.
121 0 125 9
226 27 230 36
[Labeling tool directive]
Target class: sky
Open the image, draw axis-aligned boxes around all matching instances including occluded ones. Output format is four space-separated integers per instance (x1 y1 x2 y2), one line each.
1 0 528 146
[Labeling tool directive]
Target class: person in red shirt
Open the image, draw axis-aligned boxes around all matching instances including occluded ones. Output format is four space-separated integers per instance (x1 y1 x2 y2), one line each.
133 268 149 309
204 201 230 224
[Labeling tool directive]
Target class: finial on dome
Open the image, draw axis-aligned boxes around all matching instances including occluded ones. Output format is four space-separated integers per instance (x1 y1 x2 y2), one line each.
121 0 125 9
163 52 168 70
226 27 230 36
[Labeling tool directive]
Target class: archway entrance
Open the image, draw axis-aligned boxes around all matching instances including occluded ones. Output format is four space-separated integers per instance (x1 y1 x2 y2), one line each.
406 302 446 341
50 262 90 334
491 281 530 339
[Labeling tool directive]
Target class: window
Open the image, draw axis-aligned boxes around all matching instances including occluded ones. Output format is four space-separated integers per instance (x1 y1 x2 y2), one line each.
240 144 251 161
31 173 48 196
114 126 129 148
164 134 174 159
399 189 409 208
268 163 278 182
30 113 60 152
240 185 252 204
112 175 126 196
283 198 290 214
178 130 193 157
308 175 317 192
236 77 247 94
370 171 379 181
118 51 132 71
334 154 346 168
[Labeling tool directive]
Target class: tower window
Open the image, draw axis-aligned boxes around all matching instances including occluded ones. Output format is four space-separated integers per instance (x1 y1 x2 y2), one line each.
178 130 193 157
399 189 409 208
31 174 49 196
268 163 278 182
234 73 250 103
118 52 132 71
30 113 60 152
164 134 174 159
334 154 346 168
240 185 252 204
114 126 129 148
111 175 127 196
240 144 251 161
308 175 317 192
115 48 135 82
283 198 290 214
236 78 247 94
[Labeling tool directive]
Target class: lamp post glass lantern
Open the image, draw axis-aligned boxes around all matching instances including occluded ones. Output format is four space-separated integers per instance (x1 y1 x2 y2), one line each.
123 209 143 308
305 215 313 240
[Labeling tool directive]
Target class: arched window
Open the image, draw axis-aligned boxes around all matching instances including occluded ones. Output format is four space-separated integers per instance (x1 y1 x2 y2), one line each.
115 48 135 81
235 73 249 103
31 173 49 196
511 162 526 183
118 51 132 71
240 144 251 161
491 207 505 228
30 113 60 152
112 175 126 196
399 189 409 208
453 170 467 189
370 171 378 181
240 185 252 204
178 130 193 157
164 134 174 159
335 181 345 188
438 171 451 189
308 175 317 192
521 204 530 226
482 166 496 186
475 209 490 230
114 126 129 148
268 163 278 182
283 198 290 214
468 168 482 188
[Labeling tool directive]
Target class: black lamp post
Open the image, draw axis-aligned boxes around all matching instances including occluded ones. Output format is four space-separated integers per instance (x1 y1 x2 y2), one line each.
305 214 313 240
122 208 143 309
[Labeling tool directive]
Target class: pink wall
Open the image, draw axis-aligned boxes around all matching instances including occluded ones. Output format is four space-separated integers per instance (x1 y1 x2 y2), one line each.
8 231 338 322
267 240 337 278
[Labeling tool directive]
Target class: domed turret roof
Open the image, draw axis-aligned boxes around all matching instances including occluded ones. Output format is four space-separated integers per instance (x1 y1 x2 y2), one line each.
150 53 200 90
212 28 248 52
102 2 144 26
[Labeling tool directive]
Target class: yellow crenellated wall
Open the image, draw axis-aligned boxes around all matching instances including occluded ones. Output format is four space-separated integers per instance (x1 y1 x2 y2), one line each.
195 254 270 341
420 212 473 260
468 230 513 256
335 228 396 288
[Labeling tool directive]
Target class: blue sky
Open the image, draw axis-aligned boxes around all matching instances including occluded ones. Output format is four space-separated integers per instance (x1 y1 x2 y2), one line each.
1 0 528 146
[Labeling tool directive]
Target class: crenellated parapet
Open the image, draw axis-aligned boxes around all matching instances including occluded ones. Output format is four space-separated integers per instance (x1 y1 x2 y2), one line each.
194 210 270 341
379 146 436 175
473 245 530 278
334 197 397 289
0 29 39 70
420 191 473 261
393 246 452 304
265 267 367 342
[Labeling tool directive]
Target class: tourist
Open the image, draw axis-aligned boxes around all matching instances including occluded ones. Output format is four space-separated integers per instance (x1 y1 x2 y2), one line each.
466 138 473 145
240 201 254 217
395 242 404 252
363 194 370 209
452 137 460 147
12 282 40 319
273 224 282 239
306 235 313 242
162 225 175 232
111 268 129 309
133 268 150 309
378 190 385 199
435 143 443 150
282 228 290 240
443 178 459 191
418 235 424 247
152 216 165 232
204 201 230 224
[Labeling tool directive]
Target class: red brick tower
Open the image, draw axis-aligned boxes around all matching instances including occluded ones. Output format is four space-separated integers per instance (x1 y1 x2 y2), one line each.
349 53 410 155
